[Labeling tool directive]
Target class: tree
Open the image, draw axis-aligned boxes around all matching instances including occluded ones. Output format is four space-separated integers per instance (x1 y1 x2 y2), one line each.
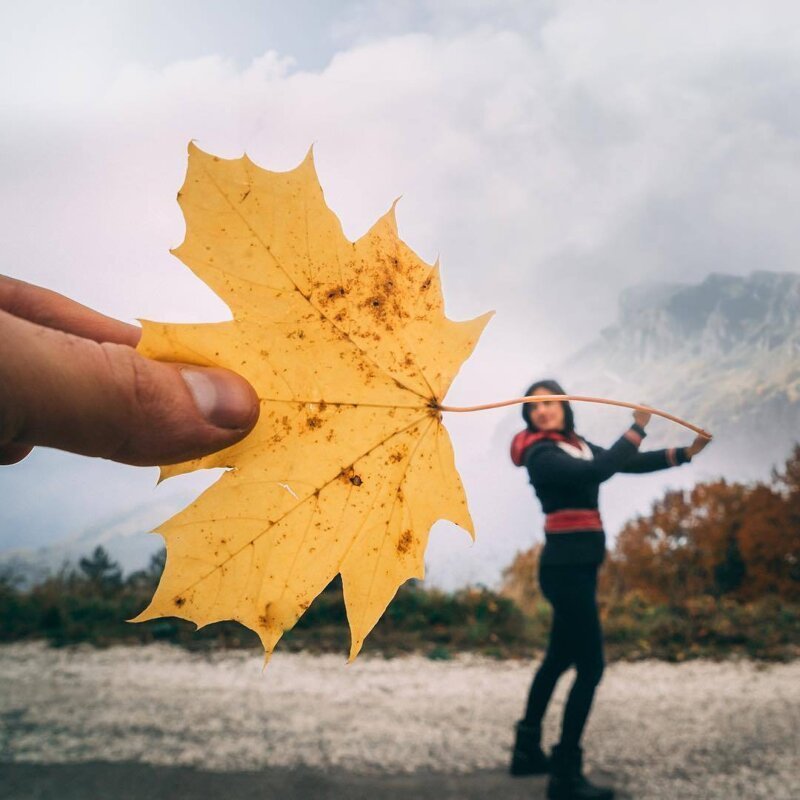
78 546 122 596
611 480 749 604
737 445 800 600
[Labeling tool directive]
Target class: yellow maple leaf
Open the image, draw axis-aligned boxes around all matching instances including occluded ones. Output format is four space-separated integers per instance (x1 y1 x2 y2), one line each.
130 143 493 661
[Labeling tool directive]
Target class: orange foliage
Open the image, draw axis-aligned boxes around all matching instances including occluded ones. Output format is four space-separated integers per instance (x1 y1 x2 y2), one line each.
736 443 800 601
613 480 748 604
500 543 543 614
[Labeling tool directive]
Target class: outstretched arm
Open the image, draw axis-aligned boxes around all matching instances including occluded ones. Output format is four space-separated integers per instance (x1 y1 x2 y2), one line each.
585 441 692 473
526 423 647 485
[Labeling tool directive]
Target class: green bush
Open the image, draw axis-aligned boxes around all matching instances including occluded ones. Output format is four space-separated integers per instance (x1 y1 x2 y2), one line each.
1 548 797 661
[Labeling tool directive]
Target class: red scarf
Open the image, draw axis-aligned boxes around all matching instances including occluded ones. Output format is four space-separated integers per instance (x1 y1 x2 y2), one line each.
510 428 583 467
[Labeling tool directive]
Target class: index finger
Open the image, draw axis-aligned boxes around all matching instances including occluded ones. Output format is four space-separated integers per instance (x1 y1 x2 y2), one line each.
0 275 140 347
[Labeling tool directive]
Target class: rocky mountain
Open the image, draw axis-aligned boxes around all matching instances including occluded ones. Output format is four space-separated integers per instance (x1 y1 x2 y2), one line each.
555 270 800 481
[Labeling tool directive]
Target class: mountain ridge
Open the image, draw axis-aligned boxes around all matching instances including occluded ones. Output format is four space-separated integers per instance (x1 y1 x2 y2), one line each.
557 269 800 480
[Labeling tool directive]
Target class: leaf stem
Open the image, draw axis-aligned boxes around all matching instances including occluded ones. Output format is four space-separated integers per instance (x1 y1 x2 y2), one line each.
437 394 712 438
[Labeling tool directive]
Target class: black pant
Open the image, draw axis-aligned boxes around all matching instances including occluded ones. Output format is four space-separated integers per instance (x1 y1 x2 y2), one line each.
522 561 605 748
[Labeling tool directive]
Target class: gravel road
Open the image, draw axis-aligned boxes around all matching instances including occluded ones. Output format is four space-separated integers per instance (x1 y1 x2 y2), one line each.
1 643 798 799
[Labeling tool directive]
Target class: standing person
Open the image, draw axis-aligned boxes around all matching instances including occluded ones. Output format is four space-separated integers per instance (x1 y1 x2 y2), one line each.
507 378 710 800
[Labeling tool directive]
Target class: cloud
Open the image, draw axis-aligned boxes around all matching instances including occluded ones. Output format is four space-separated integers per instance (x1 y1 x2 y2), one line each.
2 2 800 587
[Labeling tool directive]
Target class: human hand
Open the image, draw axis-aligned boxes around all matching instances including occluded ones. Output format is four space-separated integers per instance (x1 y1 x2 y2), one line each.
685 432 712 459
0 275 259 467
632 403 651 429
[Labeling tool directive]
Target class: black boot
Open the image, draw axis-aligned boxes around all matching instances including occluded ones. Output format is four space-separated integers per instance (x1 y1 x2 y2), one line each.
546 743 614 799
509 719 550 776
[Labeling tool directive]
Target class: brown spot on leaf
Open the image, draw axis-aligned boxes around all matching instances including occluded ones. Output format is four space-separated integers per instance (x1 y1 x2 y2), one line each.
397 529 413 555
258 602 273 627
389 448 407 463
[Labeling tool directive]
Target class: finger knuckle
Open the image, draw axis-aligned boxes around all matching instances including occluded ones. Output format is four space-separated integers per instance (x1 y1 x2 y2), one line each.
98 343 161 459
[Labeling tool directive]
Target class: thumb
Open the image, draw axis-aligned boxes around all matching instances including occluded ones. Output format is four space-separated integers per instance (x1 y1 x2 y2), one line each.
0 310 259 466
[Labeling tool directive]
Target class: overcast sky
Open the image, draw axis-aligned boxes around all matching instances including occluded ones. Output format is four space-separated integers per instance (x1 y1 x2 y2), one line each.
2 0 800 588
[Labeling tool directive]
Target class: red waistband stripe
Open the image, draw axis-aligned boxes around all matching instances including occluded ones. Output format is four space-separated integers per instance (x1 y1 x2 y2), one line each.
544 509 604 533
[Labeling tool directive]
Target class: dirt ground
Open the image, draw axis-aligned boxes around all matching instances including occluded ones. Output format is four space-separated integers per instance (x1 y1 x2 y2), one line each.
1 643 798 799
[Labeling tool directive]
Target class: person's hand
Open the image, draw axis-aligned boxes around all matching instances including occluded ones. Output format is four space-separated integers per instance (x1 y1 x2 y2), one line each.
0 275 260 467
686 432 712 459
632 403 651 429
